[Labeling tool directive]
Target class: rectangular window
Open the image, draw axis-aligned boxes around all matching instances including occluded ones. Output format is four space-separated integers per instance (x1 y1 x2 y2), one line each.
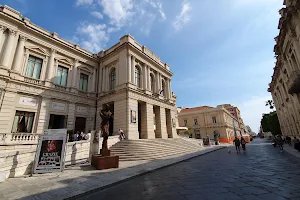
212 117 217 124
184 120 188 127
79 73 88 92
194 119 198 125
25 55 42 79
12 111 35 133
55 66 68 86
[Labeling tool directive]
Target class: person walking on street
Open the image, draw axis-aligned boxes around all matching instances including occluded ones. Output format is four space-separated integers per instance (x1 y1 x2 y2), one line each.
118 128 126 140
277 135 284 152
234 137 241 153
241 137 246 152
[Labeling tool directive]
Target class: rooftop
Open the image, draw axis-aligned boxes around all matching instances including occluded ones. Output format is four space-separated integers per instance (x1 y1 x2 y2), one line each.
180 106 213 113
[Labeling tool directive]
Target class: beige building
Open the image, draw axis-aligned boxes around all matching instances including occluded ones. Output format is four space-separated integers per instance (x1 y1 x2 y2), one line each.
0 5 177 140
178 105 240 143
268 0 300 137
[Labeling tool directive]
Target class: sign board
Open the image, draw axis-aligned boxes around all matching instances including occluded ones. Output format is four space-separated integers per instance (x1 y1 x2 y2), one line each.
77 106 88 113
52 102 66 111
44 129 67 135
33 130 67 174
19 97 38 107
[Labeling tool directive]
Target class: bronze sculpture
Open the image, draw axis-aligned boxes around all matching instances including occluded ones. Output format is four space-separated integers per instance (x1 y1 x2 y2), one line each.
99 104 113 150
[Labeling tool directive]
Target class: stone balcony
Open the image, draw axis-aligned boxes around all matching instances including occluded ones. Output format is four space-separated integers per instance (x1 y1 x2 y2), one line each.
287 70 300 94
0 133 39 145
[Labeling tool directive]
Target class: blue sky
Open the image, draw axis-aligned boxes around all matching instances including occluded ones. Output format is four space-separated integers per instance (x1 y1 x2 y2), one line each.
2 0 283 132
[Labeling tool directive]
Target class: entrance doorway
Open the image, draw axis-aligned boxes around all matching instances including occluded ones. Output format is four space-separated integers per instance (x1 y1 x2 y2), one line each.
75 117 86 133
48 114 67 129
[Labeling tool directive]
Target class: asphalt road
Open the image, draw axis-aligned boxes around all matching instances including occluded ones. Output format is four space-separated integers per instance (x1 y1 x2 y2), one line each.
76 139 300 200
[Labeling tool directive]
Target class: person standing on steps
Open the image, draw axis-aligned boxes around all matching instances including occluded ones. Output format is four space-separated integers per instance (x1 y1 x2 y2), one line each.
234 137 241 153
241 137 246 152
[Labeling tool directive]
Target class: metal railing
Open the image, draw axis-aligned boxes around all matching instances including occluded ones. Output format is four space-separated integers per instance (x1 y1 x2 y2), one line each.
0 133 40 145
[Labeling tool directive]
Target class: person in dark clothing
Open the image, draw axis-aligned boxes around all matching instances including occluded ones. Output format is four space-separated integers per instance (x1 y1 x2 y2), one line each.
233 137 241 153
241 137 246 151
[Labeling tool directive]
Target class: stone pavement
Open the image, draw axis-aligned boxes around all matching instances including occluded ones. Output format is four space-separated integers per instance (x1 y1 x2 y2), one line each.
0 145 225 200
283 144 300 159
77 139 300 200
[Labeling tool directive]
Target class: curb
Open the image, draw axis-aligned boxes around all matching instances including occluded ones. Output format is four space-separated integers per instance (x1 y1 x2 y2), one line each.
65 146 225 199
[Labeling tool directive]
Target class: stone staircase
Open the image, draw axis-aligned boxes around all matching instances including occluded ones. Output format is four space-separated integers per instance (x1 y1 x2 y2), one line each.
109 138 203 161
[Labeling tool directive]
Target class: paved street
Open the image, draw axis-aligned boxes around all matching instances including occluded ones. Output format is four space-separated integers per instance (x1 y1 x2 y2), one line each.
76 139 300 200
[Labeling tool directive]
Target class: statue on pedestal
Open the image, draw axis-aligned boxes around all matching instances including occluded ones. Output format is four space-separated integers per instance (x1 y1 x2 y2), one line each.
99 104 113 150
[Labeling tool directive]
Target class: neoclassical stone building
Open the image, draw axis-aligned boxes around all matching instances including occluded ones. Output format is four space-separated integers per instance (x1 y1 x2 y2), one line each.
177 105 240 143
0 5 177 139
268 0 300 137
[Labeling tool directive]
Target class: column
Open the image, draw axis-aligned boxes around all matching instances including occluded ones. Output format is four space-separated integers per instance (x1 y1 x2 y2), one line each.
98 62 102 93
131 56 135 83
155 106 168 139
11 35 26 73
91 68 96 92
127 54 131 83
155 72 159 93
143 64 147 90
0 29 17 69
105 67 109 91
71 59 79 89
67 103 75 130
0 25 6 42
45 49 56 86
36 98 51 134
166 79 170 99
158 73 161 92
146 65 150 90
141 103 155 139
101 66 105 92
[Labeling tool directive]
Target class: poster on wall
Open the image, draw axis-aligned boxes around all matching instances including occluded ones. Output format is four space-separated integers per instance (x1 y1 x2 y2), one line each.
33 133 67 174
131 110 136 123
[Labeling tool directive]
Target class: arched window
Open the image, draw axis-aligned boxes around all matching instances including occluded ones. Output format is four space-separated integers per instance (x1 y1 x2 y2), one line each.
135 66 141 87
150 73 155 93
110 68 116 90
161 79 166 97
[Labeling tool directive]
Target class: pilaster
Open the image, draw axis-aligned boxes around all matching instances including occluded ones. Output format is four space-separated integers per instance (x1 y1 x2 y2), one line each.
127 54 131 83
45 49 56 87
36 98 51 134
11 35 27 79
0 28 17 70
67 103 75 130
141 103 155 139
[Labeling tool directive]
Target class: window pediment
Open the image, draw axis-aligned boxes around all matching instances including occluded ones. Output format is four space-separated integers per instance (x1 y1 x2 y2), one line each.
56 57 74 66
79 66 92 74
25 46 49 57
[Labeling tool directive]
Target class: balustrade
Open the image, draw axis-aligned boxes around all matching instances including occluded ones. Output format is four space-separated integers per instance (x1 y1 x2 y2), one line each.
24 77 42 85
0 133 39 145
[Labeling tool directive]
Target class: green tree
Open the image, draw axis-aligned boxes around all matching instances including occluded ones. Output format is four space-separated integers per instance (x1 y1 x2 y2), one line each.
261 111 281 136
265 100 275 110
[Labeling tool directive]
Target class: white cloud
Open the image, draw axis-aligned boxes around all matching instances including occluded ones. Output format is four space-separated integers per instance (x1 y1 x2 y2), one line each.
236 95 273 133
91 11 104 19
98 0 134 28
146 0 166 20
76 0 93 6
173 0 192 30
76 23 109 52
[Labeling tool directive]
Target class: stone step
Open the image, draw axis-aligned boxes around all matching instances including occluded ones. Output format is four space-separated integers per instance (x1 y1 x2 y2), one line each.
111 140 201 149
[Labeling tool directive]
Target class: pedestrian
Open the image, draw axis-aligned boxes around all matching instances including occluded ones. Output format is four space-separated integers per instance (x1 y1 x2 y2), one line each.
233 137 241 153
277 135 284 152
241 137 246 152
118 128 126 140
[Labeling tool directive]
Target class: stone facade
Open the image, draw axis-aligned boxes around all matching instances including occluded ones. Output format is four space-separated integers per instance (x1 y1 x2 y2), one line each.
268 0 300 137
178 106 240 143
0 5 177 141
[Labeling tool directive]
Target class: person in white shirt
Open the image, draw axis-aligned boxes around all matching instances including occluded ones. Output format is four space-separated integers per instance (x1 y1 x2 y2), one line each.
118 129 126 140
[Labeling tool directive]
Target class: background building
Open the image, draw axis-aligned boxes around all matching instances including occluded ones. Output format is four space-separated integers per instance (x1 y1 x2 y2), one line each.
268 0 300 137
0 5 177 139
178 105 240 143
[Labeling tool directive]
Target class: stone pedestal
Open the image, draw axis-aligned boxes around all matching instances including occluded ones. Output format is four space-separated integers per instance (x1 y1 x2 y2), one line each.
91 149 119 170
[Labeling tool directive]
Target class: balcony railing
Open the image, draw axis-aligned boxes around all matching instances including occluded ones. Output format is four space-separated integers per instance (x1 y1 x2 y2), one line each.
24 77 42 85
54 84 67 91
287 70 300 94
0 133 40 145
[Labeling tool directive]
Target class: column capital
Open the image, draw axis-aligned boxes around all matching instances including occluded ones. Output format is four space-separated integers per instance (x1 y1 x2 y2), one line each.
19 35 27 41
7 28 17 36
50 48 56 54
74 58 79 64
0 25 6 33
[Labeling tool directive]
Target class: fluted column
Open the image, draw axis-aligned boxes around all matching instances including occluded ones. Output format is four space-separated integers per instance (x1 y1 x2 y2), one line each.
45 49 55 87
143 64 147 90
131 56 135 83
0 25 6 42
91 68 96 92
0 29 17 69
127 54 131 83
146 65 150 90
12 35 26 73
166 79 171 99
71 59 79 89
155 72 159 93
98 62 102 93
101 66 105 92
103 66 108 91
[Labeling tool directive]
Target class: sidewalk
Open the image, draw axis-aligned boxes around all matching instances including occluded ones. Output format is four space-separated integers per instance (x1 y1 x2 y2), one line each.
0 145 226 200
284 144 300 159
